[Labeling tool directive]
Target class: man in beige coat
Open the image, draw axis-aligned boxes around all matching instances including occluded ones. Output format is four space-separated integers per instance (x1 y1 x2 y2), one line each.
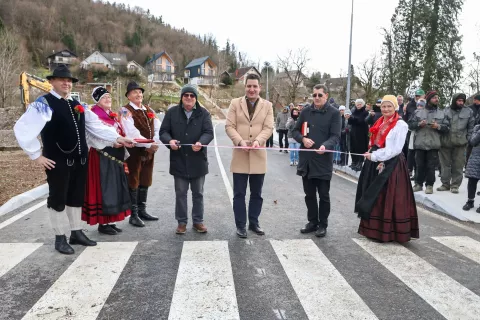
225 74 274 238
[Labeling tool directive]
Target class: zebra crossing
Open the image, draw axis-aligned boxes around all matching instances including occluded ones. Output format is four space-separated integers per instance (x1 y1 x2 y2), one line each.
1 236 480 320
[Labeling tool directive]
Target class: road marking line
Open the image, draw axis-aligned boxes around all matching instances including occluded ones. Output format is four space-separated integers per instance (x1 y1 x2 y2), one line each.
432 236 480 264
22 242 137 320
271 239 378 320
213 123 233 207
0 200 47 231
333 171 480 236
354 238 480 320
0 243 43 278
168 241 240 320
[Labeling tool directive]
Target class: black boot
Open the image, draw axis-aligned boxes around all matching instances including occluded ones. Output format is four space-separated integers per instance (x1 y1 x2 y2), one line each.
55 235 74 254
129 188 145 227
69 230 97 246
138 187 158 221
463 200 474 211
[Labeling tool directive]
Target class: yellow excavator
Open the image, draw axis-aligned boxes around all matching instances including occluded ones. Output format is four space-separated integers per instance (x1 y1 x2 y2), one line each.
19 72 82 109
19 72 52 109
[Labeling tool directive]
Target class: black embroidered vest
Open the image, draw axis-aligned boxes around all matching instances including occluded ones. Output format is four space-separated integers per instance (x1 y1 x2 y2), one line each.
40 94 88 161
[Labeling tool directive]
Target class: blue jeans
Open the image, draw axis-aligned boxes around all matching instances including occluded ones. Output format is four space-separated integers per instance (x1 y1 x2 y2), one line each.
233 173 265 228
289 142 300 162
333 144 341 162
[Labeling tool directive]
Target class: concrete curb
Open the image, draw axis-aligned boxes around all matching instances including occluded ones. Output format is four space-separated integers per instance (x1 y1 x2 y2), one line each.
332 164 480 223
0 183 48 217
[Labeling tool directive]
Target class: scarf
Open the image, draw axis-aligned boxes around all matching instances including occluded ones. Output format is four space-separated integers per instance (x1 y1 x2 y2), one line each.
91 105 126 137
369 112 400 149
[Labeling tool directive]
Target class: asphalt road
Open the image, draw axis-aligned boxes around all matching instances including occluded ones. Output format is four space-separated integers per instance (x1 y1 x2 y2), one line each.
1 120 480 320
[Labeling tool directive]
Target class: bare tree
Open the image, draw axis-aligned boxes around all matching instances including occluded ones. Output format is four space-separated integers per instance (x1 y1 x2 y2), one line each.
277 48 310 103
0 29 25 108
358 54 384 104
467 52 480 95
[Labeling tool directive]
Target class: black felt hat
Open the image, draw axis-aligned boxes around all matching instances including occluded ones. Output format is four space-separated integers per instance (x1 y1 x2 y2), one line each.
125 81 145 97
46 64 78 83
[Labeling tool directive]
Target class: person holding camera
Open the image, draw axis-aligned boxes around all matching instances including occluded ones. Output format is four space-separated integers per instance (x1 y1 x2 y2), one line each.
408 91 450 194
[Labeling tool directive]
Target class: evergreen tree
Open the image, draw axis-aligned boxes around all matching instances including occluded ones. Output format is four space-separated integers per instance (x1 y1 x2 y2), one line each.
421 0 464 100
225 39 231 56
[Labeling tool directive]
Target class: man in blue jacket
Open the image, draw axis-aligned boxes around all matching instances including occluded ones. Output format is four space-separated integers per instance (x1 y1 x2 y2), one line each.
293 84 341 238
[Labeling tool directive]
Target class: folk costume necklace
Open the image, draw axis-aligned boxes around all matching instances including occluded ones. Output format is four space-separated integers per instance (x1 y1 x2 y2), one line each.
65 98 86 165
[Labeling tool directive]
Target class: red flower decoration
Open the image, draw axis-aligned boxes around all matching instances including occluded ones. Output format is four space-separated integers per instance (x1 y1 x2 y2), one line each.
74 105 85 114
109 112 118 119
146 112 155 119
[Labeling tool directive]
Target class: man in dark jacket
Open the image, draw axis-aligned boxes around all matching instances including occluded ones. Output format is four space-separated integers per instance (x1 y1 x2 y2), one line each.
466 95 480 163
438 93 474 193
293 84 341 238
409 91 450 194
160 84 214 234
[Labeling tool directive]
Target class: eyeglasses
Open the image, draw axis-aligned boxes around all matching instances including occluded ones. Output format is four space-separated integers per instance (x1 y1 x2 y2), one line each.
312 93 323 98
183 93 196 98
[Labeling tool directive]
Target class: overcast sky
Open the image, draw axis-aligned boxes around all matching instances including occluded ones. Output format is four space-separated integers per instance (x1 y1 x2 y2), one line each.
116 0 479 78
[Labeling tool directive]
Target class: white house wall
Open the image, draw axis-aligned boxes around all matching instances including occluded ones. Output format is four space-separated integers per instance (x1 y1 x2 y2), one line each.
81 52 113 70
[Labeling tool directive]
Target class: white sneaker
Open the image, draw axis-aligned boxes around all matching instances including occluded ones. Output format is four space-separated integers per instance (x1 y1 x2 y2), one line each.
290 162 294 166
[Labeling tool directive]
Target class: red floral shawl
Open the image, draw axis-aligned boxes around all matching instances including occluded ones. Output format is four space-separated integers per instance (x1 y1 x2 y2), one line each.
369 112 400 149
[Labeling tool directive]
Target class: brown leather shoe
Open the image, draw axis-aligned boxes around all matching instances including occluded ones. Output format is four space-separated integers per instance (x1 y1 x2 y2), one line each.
193 223 208 233
176 224 187 234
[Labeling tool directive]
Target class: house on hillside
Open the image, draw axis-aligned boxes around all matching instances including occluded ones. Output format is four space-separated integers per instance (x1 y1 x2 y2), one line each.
276 70 308 88
47 50 78 70
127 60 146 76
232 66 261 83
184 56 217 85
145 51 176 82
80 51 128 72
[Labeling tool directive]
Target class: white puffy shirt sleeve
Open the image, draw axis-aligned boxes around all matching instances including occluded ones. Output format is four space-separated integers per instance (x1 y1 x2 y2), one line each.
13 97 52 160
120 107 146 139
370 120 408 162
84 108 119 149
153 117 161 143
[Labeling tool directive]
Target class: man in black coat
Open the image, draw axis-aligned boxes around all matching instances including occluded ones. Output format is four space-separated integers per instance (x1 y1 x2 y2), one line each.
160 84 214 234
293 84 341 238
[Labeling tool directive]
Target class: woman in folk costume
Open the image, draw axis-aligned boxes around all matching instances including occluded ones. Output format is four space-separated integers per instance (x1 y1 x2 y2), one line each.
354 95 419 243
82 87 133 235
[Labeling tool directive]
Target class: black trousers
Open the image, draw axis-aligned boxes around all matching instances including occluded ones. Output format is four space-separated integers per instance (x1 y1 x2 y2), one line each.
302 177 331 228
266 134 274 147
408 149 416 172
468 178 478 200
415 149 439 187
233 173 265 228
278 130 289 149
46 157 88 212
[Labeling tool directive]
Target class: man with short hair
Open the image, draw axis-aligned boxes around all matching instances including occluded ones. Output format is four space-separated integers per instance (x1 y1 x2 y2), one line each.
14 65 134 254
293 84 341 238
225 74 274 238
438 93 473 193
276 105 289 153
160 84 214 234
121 81 161 227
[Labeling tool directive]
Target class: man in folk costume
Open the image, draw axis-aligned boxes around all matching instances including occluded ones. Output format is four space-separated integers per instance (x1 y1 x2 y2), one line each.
14 65 134 254
120 81 161 227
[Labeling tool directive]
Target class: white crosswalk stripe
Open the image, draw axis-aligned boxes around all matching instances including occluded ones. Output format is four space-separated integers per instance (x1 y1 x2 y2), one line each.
0 243 42 278
271 239 378 320
432 236 480 264
354 238 480 320
168 241 240 320
21 242 137 320
0 238 479 320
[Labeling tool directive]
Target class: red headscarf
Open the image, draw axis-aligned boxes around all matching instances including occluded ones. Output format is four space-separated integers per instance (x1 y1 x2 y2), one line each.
369 112 400 149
